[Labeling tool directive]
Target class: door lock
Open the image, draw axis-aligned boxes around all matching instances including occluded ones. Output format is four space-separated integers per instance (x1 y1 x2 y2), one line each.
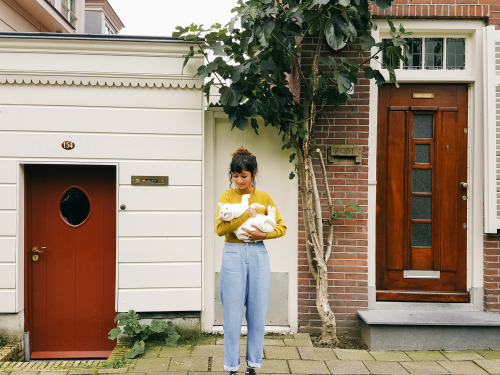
459 182 469 189
32 254 39 262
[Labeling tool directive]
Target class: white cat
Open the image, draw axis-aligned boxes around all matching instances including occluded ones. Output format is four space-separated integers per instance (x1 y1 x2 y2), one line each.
217 194 277 242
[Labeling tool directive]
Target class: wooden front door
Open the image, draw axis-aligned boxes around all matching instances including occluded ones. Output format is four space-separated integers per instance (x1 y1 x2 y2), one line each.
376 84 468 302
26 165 116 359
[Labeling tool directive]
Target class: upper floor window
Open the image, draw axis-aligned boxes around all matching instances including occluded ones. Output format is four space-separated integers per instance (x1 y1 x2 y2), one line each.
383 37 465 71
61 0 77 27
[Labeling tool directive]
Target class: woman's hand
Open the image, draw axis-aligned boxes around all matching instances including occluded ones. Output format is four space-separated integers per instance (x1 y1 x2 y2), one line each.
242 226 267 241
247 207 257 218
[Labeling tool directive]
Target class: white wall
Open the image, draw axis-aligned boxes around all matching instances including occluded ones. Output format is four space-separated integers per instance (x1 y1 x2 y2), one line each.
0 35 204 314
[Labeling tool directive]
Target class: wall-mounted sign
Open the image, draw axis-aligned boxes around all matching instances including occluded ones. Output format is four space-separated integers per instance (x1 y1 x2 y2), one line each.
131 176 169 186
413 93 434 99
61 141 75 150
327 145 363 165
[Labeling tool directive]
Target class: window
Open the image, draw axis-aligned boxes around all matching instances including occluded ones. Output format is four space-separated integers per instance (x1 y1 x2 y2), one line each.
383 37 465 71
61 0 77 27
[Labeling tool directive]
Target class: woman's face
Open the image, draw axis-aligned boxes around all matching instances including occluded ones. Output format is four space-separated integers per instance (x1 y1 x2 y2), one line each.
232 168 253 191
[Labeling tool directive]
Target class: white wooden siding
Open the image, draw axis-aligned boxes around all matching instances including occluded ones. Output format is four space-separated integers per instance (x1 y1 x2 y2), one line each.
0 85 202 109
0 264 16 288
119 213 201 237
119 264 201 288
118 289 201 312
484 26 500 233
119 238 201 263
0 290 16 313
119 187 201 211
0 160 17 183
0 185 16 209
0 133 202 160
119 161 202 186
0 212 16 236
0 238 16 262
0 106 203 134
0 36 204 313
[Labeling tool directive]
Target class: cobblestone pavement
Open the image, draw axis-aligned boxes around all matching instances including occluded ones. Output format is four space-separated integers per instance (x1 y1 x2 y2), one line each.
1 333 500 374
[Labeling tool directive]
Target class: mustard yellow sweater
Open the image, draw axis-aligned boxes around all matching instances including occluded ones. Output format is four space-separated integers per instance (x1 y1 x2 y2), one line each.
215 187 287 243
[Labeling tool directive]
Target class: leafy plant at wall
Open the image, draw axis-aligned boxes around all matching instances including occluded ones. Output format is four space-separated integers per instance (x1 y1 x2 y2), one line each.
108 310 180 358
174 0 408 345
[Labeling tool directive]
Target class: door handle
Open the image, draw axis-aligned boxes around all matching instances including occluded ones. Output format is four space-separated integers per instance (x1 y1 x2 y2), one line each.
32 246 46 254
459 182 468 189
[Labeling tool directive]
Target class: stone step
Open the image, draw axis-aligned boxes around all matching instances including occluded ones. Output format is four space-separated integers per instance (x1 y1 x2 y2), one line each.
358 310 500 351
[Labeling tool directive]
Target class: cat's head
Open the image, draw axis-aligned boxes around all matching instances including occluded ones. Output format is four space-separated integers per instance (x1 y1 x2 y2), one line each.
216 202 234 221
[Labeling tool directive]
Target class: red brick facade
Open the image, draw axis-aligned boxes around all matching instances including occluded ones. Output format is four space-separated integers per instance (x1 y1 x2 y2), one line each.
297 0 500 338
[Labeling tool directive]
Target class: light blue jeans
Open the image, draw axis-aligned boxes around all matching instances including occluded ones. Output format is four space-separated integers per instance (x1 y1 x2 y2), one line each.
220 242 271 372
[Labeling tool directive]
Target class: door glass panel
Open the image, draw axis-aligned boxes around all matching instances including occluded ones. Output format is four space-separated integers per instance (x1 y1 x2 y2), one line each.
412 223 432 247
446 38 465 70
424 38 443 70
403 38 422 70
413 114 433 139
412 169 432 193
415 144 430 164
412 196 432 220
60 187 90 226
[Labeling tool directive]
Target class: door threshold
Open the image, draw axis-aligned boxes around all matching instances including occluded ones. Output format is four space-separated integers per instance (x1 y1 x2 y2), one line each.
30 350 113 360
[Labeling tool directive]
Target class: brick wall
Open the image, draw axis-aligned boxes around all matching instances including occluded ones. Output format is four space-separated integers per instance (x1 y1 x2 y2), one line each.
484 235 500 313
297 0 500 339
298 40 370 338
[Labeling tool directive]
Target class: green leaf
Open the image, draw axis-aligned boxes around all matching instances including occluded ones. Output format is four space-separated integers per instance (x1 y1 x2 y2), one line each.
150 319 168 333
312 0 330 5
376 0 393 10
324 18 346 51
339 0 351 5
220 86 241 106
125 340 145 359
289 153 296 163
335 71 352 94
108 327 121 340
289 171 296 180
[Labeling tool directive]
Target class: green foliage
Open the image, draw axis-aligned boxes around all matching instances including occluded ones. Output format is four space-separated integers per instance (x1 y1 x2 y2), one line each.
331 199 364 220
173 0 409 148
108 310 180 358
102 357 133 369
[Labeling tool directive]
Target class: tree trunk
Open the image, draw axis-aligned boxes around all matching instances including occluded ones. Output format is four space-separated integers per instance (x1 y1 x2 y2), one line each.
296 146 339 346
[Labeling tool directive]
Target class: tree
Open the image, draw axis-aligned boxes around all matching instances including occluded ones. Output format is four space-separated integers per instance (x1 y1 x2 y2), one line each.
174 0 407 345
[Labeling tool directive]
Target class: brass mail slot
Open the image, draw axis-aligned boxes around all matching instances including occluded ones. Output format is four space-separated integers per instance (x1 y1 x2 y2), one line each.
413 93 434 99
327 145 363 165
131 176 169 186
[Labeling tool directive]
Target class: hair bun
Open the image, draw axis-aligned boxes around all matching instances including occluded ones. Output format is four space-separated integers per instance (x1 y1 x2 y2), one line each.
231 147 253 158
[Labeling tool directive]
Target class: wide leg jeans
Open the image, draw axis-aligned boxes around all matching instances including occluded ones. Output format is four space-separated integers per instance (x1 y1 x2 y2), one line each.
220 241 271 372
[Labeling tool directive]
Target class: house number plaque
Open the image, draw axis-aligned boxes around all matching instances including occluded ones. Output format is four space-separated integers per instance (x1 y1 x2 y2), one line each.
327 145 363 165
61 141 75 150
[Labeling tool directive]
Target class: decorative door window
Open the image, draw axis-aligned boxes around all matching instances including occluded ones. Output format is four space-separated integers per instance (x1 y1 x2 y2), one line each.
383 37 465 71
60 187 90 226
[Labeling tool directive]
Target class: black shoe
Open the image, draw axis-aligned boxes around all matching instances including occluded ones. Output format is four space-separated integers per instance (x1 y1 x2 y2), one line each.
245 367 256 375
227 372 237 375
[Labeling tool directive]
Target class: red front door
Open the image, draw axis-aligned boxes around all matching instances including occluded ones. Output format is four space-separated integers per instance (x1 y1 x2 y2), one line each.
26 165 116 359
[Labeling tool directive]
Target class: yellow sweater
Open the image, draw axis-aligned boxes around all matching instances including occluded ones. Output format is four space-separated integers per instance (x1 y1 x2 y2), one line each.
215 187 287 243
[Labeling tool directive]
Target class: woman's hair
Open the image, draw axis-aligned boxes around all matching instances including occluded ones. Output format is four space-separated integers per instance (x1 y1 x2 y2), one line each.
229 147 258 188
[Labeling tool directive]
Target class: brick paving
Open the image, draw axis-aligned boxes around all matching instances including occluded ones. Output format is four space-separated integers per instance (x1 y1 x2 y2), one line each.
1 334 500 374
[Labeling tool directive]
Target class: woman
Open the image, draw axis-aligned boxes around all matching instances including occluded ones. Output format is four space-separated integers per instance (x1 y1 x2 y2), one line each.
216 147 287 375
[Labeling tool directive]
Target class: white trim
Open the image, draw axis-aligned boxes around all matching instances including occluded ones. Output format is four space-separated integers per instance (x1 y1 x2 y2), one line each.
484 26 500 233
368 20 485 310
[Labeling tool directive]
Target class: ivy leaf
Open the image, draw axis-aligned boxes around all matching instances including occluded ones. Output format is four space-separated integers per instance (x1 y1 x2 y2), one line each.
289 171 296 180
220 86 241 106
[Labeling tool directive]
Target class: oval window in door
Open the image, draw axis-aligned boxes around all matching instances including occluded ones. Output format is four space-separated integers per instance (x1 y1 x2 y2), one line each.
60 187 91 226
